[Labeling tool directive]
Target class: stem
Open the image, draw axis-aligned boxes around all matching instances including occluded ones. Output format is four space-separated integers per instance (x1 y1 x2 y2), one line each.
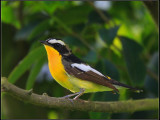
87 1 112 26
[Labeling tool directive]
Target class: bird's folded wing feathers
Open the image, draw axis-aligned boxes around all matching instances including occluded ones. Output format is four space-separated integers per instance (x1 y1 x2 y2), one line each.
62 55 142 92
63 62 119 92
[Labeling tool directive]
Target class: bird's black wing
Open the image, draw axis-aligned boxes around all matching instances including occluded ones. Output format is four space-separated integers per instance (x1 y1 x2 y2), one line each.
62 55 119 92
62 54 142 92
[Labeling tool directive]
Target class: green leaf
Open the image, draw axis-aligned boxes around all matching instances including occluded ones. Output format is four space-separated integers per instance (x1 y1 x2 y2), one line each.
28 19 51 40
99 26 120 45
62 36 88 58
95 59 120 80
1 1 20 29
8 46 45 84
26 55 45 90
103 59 120 80
14 12 49 41
25 1 69 15
145 52 158 96
55 4 92 26
62 36 84 47
119 36 146 87
83 50 97 63
88 10 109 24
14 22 39 41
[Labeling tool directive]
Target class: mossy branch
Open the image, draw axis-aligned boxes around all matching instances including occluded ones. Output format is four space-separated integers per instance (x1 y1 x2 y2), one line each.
1 77 159 113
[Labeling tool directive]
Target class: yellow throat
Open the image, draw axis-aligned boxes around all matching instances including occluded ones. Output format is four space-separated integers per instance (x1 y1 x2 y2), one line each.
44 45 73 90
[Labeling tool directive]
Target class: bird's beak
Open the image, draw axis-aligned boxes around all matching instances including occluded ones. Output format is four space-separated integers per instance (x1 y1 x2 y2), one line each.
40 40 53 48
40 40 47 45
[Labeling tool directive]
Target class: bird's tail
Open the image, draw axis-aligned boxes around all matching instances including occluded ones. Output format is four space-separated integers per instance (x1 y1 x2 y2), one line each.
107 78 143 93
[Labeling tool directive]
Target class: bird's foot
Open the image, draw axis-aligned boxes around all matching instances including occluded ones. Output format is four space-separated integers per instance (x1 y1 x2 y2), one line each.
60 88 85 100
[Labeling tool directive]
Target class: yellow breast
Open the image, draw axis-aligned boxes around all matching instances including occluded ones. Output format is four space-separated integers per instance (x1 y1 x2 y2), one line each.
44 45 75 91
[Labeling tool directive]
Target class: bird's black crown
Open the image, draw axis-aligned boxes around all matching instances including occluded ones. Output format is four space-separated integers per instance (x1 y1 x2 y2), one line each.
41 38 71 56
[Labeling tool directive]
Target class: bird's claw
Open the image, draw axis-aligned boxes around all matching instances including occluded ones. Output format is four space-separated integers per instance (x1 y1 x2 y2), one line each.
59 96 74 104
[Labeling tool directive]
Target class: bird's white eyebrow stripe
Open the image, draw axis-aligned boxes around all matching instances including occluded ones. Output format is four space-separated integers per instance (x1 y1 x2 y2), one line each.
47 39 65 45
71 63 104 76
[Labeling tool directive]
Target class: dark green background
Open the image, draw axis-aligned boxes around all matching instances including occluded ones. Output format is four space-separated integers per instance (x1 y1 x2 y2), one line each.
1 1 158 119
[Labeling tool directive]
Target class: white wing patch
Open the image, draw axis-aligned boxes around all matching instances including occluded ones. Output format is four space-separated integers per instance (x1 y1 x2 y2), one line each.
71 63 104 76
47 39 65 45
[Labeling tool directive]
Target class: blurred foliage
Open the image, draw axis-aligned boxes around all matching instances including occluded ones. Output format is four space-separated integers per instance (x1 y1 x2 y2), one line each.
1 1 158 119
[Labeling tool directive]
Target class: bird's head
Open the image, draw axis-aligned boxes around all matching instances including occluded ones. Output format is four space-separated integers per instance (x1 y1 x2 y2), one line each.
40 38 71 56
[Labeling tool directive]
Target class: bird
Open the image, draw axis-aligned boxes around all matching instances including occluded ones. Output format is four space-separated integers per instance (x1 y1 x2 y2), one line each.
40 38 142 100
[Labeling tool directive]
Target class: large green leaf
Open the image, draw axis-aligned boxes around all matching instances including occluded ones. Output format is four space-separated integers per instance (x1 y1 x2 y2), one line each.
144 52 158 96
103 59 120 80
28 19 51 40
95 59 120 80
1 1 20 29
99 26 120 45
62 36 84 47
54 4 92 26
14 22 39 41
25 55 45 90
88 10 110 24
83 50 97 64
14 12 49 41
8 46 45 84
25 1 69 15
119 36 146 87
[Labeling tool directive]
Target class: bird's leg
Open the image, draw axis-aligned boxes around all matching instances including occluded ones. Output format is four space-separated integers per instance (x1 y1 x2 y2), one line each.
73 88 85 100
111 90 116 94
61 88 85 100
61 92 80 99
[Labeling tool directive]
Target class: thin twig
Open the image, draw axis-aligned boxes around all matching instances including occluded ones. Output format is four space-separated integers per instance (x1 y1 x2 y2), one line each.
147 68 158 81
71 32 95 51
87 1 111 25
18 1 24 27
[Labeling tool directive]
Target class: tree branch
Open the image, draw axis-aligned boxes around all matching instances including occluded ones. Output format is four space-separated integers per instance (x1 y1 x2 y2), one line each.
1 77 158 113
